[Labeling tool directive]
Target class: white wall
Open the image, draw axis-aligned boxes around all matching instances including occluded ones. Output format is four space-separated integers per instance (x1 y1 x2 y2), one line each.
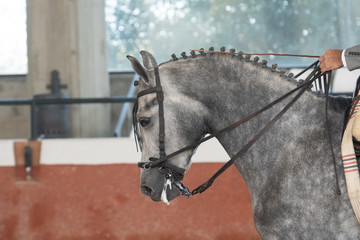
0 138 228 166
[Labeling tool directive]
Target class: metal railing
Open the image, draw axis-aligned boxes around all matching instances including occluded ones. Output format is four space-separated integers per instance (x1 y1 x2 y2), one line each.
0 96 136 140
114 74 139 137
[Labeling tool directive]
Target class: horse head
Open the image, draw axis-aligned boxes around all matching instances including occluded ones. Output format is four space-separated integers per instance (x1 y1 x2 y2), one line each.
127 51 209 204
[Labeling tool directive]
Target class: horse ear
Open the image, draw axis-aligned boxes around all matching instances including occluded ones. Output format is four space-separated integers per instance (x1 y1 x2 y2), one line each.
127 55 149 83
140 51 158 69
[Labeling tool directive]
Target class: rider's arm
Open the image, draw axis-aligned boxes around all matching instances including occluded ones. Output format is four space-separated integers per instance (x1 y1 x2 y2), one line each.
343 45 360 71
319 45 360 72
319 49 343 72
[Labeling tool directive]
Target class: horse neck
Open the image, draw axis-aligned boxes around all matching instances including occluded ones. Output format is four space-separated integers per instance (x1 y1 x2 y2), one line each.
164 54 347 184
166 55 327 143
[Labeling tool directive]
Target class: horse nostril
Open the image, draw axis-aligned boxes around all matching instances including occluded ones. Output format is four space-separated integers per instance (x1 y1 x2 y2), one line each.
141 185 153 197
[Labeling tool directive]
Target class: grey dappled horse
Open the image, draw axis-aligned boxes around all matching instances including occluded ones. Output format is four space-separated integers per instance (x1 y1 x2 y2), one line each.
128 49 360 239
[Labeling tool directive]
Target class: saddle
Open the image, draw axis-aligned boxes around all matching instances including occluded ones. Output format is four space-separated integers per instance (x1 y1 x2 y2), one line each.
341 75 360 223
346 76 360 156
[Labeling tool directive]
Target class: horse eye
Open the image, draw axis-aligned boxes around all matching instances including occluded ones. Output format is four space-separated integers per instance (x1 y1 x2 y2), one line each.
139 118 151 127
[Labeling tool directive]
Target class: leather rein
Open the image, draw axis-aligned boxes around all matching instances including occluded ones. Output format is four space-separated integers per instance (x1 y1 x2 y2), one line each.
134 57 340 198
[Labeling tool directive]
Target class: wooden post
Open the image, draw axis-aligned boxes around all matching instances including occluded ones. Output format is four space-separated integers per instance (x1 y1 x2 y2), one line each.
27 0 110 138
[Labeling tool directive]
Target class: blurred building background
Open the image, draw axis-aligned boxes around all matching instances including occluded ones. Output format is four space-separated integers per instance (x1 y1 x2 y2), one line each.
1 1 360 239
1 0 360 139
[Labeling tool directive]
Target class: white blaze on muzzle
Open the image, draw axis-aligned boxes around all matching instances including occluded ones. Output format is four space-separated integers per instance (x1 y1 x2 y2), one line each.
161 178 172 205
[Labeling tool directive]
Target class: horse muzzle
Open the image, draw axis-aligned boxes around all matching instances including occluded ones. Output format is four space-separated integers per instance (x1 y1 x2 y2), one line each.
140 168 181 202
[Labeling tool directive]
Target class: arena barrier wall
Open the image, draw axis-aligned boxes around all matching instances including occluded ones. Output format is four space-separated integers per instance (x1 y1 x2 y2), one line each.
0 138 260 240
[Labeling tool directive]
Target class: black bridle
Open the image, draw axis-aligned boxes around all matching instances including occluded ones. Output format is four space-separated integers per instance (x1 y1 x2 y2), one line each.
134 67 187 182
133 60 340 198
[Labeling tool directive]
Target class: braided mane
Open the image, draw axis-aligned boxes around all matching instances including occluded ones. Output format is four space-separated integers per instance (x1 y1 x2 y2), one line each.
166 46 325 97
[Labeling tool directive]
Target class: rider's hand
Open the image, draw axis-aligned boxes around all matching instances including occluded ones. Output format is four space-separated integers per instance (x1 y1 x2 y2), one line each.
319 49 344 72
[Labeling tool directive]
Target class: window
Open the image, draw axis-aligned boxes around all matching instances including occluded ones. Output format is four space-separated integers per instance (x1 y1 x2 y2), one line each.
105 0 360 71
0 0 27 74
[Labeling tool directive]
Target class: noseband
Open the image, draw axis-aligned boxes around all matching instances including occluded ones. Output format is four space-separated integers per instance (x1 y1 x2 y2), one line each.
134 62 339 198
